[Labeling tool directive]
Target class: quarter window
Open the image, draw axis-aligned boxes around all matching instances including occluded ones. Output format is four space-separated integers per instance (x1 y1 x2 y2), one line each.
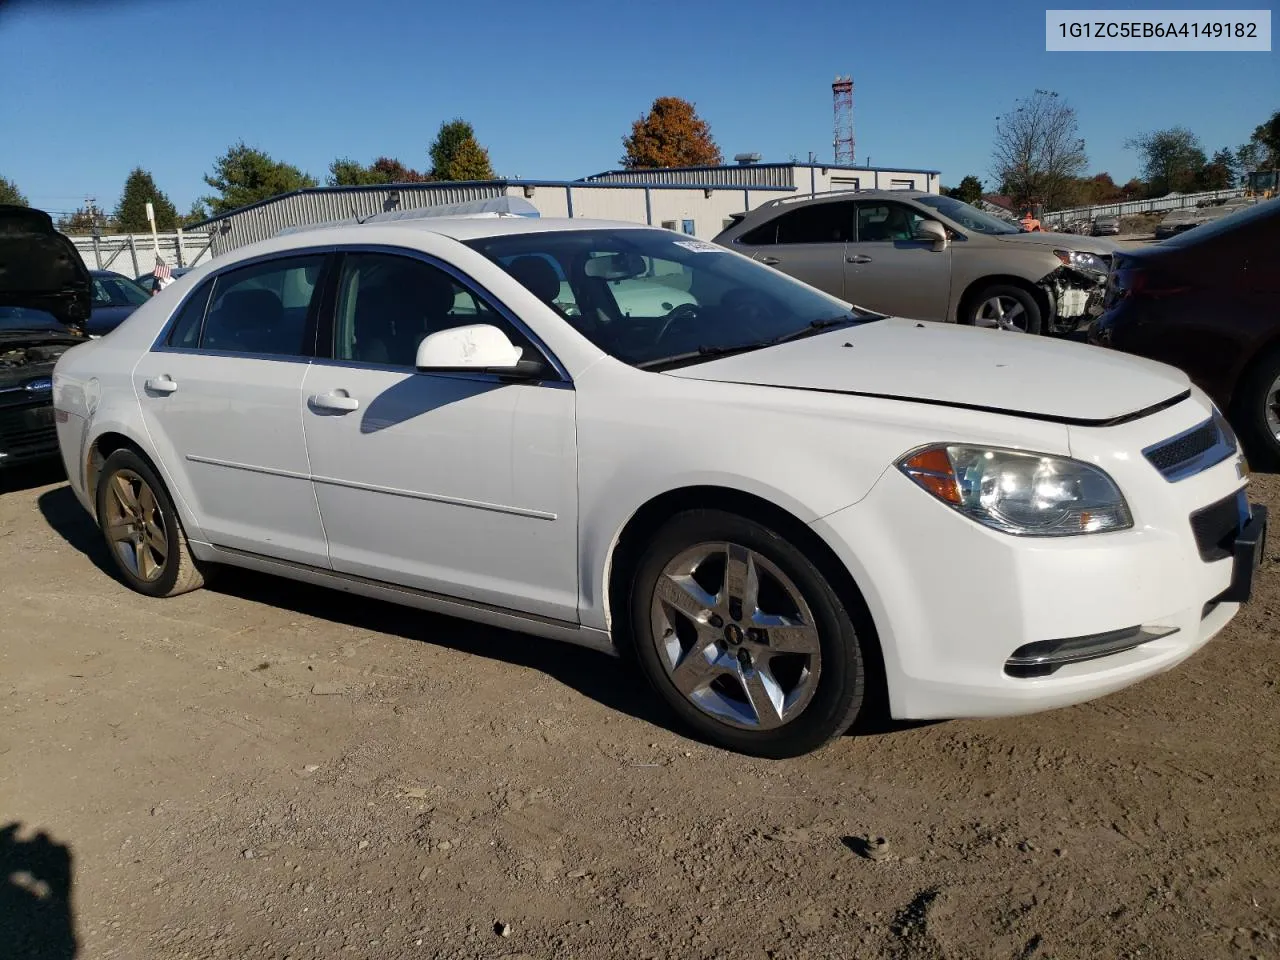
331 253 530 367
201 256 325 355
166 279 213 348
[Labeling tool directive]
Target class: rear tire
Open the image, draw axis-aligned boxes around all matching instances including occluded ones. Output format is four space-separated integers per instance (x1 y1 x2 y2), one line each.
964 283 1043 334
1234 348 1280 471
95 449 206 598
628 509 867 758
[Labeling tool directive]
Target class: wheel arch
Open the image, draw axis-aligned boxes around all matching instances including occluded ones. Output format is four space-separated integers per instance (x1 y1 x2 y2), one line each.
603 484 887 707
83 426 159 520
1226 330 1280 413
955 274 1052 326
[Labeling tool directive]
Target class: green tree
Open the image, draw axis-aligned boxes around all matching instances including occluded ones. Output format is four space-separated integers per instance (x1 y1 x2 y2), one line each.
202 141 317 215
944 175 984 203
1249 109 1280 167
991 90 1087 211
1198 148 1238 190
1125 127 1207 196
0 175 27 206
113 167 178 232
179 201 209 228
621 97 722 169
429 119 495 181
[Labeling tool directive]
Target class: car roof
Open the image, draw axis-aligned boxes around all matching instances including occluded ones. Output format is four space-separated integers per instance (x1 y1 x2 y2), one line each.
285 215 654 243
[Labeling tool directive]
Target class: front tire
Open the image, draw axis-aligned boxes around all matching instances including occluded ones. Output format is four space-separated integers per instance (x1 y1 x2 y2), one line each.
628 510 868 758
964 283 1043 334
95 449 206 598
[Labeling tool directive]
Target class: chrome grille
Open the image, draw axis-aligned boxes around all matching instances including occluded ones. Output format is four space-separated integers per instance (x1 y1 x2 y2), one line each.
1142 416 1234 482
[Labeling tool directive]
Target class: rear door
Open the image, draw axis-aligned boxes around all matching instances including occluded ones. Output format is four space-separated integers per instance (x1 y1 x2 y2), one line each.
131 254 331 566
844 201 952 320
732 201 854 298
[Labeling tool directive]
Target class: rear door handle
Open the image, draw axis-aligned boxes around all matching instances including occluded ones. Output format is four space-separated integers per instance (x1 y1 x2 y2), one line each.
145 375 178 395
846 255 873 264
310 390 359 413
758 256 781 265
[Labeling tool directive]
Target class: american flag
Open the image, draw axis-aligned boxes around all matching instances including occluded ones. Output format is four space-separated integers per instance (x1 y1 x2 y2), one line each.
153 258 172 280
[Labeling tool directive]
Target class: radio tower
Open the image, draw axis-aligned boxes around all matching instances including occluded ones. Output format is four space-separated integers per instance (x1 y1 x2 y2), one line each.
832 75 855 164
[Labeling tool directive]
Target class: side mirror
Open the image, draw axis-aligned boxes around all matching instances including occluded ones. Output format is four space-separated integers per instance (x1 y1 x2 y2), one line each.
415 324 544 379
913 220 948 249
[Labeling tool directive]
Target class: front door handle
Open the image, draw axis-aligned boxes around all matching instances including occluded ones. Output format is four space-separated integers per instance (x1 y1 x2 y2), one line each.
310 390 359 413
145 375 178 395
846 255 873 264
758 256 781 265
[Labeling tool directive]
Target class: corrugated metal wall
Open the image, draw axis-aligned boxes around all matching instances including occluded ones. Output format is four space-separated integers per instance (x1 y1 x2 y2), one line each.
583 165 797 188
206 183 509 255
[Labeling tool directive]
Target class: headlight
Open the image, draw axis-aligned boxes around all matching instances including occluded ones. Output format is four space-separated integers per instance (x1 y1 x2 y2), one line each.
1054 249 1108 275
898 444 1132 536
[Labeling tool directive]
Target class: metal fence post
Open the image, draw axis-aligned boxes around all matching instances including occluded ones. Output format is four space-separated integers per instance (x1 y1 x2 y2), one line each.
127 235 139 276
175 228 185 267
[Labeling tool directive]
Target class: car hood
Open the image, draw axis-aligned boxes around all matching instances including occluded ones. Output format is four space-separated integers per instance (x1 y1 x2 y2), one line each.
995 231 1120 254
0 204 92 329
665 317 1190 425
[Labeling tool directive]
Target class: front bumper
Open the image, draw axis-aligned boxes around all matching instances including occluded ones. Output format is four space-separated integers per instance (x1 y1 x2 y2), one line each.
810 396 1261 720
0 399 60 469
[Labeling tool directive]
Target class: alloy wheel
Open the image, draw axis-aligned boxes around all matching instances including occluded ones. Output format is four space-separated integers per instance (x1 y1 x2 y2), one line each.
649 542 822 730
974 295 1028 332
103 469 169 582
1266 373 1280 442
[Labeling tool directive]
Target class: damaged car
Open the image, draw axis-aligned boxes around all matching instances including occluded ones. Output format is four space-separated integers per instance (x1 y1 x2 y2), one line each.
0 204 92 470
713 191 1118 335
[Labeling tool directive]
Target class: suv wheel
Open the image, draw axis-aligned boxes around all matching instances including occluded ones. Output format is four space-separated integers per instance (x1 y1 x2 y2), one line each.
965 284 1043 334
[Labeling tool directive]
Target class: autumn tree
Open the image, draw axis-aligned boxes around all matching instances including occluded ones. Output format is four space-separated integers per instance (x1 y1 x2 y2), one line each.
943 175 984 203
113 167 178 232
1249 109 1280 167
621 97 722 169
0 175 27 206
428 120 495 181
991 90 1087 211
1126 127 1207 196
55 206 108 234
328 156 426 186
202 141 317 215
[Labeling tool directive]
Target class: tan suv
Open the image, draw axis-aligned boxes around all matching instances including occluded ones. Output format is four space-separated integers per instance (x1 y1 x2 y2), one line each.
713 191 1119 335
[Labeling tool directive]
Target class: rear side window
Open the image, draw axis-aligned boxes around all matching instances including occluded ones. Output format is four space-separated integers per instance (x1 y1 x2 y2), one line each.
739 201 855 246
166 280 213 348
201 256 325 356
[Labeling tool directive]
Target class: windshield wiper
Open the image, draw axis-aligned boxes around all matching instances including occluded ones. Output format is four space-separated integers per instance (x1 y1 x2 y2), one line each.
638 314 867 371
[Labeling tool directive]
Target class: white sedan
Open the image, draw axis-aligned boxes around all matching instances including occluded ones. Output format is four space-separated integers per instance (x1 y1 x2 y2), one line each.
51 215 1266 757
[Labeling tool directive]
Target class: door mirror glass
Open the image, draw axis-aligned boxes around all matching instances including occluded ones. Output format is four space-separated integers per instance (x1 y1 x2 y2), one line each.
913 220 948 245
415 323 523 371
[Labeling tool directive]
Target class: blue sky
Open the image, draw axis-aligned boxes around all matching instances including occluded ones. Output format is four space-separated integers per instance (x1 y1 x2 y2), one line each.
0 0 1275 217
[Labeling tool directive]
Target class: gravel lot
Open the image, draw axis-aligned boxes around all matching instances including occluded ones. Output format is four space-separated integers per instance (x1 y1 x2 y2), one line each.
3 464 1278 960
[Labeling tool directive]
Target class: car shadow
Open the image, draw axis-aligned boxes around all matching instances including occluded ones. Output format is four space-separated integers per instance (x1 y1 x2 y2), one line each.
34 485 685 740
0 823 78 959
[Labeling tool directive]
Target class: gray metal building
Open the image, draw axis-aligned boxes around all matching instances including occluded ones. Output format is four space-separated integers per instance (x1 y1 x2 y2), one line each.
190 160 942 258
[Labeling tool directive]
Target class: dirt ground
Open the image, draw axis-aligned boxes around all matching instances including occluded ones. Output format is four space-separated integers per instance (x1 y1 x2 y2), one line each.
2 464 1279 960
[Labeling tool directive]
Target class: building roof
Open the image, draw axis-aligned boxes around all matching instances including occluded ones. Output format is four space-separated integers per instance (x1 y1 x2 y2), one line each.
581 161 942 180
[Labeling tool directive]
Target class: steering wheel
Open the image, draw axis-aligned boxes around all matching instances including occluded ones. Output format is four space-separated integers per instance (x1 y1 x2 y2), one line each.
655 302 701 342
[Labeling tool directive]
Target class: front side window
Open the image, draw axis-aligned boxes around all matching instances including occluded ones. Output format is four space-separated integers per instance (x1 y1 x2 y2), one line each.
201 256 325 356
855 203 925 242
467 228 879 370
331 253 530 367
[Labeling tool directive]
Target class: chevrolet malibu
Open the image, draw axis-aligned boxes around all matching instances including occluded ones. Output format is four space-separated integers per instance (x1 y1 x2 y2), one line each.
51 215 1267 757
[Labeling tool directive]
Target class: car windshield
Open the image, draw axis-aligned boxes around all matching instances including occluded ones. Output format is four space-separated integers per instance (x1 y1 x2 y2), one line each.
0 306 74 334
914 195 1023 235
92 274 149 307
466 228 879 370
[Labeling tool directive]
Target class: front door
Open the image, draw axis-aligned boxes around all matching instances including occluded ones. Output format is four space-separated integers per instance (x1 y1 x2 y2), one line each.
844 201 952 320
300 250 579 622
131 254 330 566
